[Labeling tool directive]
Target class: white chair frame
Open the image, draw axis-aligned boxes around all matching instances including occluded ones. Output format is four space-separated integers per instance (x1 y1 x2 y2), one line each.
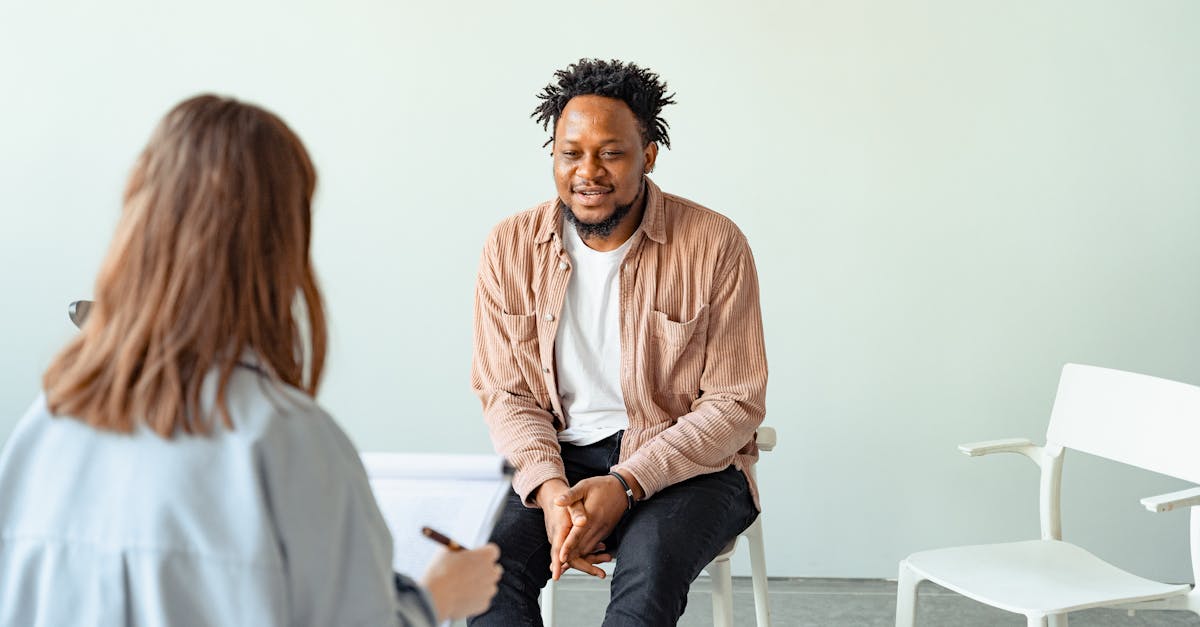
895 364 1200 627
541 426 776 627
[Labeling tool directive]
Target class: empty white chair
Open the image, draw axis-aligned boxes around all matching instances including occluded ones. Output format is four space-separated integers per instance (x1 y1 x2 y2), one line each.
541 426 776 627
895 364 1200 627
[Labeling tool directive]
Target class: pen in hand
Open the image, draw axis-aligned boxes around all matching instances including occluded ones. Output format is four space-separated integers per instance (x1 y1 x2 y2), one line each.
421 526 465 552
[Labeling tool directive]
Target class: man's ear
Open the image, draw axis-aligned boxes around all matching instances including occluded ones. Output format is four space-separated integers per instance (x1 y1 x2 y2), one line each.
643 142 659 173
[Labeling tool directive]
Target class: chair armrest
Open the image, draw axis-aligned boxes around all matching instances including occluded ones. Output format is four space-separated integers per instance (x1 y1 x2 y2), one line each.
1141 486 1200 513
958 438 1037 457
959 438 1045 466
756 427 776 453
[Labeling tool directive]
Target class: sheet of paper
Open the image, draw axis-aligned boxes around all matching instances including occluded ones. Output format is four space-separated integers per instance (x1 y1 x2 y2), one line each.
362 453 511 578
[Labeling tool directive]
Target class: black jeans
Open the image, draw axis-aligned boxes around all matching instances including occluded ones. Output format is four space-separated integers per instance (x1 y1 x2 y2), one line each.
468 432 758 627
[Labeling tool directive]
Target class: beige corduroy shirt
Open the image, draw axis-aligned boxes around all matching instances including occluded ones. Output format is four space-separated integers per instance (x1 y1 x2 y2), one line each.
471 177 767 509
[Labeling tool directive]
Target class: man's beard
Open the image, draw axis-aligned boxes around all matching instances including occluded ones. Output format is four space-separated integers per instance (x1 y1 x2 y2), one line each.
561 199 634 240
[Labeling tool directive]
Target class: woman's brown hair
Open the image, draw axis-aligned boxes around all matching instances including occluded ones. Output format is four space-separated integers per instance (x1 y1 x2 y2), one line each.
43 94 327 436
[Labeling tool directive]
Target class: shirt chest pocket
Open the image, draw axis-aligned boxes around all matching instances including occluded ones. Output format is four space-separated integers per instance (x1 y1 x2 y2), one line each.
649 305 709 395
501 313 548 402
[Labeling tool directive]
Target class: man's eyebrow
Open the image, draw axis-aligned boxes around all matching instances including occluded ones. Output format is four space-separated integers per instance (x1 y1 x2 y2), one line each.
557 137 629 145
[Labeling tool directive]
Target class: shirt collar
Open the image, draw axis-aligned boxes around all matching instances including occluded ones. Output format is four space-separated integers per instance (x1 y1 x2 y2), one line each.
535 176 666 245
235 349 276 379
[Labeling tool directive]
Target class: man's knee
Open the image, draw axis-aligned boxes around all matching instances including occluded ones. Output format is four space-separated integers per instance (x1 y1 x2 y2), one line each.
604 553 696 627
608 471 757 581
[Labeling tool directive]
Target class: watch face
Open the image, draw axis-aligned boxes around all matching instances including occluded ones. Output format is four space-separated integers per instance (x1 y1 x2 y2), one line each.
69 300 93 329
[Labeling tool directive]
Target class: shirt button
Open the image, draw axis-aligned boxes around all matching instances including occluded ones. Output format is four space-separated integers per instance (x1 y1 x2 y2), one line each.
544 313 554 322
559 261 568 270
543 367 551 374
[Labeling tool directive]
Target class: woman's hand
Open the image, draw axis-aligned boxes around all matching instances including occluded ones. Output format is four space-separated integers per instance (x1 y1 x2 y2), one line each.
421 544 503 621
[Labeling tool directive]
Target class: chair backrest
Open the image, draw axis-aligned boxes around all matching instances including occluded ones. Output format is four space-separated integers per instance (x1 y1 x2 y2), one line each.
1046 363 1200 485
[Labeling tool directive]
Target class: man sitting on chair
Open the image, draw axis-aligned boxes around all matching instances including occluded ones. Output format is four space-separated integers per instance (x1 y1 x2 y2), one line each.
470 58 768 626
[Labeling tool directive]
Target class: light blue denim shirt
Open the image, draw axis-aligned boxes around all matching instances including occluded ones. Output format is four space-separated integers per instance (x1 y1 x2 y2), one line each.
0 363 435 627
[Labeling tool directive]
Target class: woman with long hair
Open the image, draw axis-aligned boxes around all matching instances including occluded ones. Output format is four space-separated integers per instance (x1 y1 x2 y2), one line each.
0 95 499 626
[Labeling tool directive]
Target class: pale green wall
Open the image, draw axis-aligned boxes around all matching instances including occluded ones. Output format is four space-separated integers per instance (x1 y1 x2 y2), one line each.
2 1 1198 580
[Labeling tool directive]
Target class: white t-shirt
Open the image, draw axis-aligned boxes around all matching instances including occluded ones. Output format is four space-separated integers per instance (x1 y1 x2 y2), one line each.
555 225 634 445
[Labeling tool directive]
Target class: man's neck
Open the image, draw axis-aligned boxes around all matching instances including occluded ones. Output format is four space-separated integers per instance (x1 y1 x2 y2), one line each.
576 181 647 252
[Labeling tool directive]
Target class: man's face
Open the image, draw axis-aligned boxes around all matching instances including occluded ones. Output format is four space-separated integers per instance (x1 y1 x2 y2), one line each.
553 95 658 232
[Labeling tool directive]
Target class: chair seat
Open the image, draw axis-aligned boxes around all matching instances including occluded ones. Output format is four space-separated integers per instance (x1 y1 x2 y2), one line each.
905 539 1191 615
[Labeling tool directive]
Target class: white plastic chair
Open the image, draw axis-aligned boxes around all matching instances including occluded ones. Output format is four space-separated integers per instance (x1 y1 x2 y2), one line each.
895 364 1200 627
541 426 776 627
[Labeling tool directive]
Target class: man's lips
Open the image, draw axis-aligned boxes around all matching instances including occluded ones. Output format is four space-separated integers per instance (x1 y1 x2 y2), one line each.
572 187 612 207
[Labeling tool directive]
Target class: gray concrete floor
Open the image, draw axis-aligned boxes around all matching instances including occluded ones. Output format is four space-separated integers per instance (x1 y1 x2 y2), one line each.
514 576 1200 626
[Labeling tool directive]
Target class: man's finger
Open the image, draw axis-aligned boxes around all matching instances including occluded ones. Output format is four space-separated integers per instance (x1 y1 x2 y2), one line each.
566 500 588 526
584 552 612 565
552 550 572 581
560 525 585 563
548 525 568 580
568 556 606 579
562 528 606 564
554 485 584 507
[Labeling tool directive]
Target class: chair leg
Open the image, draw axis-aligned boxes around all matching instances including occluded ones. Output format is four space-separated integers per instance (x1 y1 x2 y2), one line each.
895 560 923 627
745 519 772 626
540 578 556 627
708 556 734 627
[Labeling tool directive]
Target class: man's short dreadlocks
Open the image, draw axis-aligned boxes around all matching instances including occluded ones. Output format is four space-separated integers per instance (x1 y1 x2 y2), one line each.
532 58 677 149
